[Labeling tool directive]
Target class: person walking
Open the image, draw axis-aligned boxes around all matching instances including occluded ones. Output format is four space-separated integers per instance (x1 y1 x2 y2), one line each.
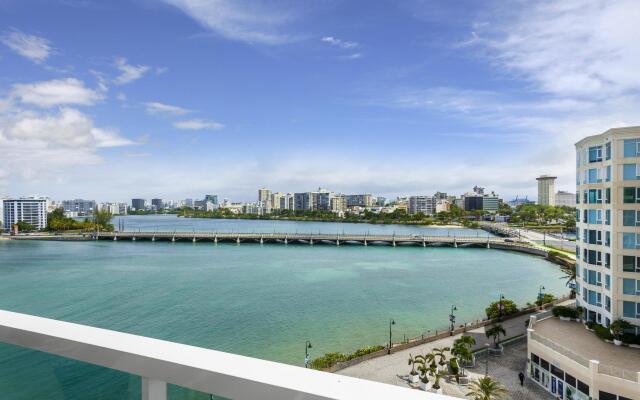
518 371 525 386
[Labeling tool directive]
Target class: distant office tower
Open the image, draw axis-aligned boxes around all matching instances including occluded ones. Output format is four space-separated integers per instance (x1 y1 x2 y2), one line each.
482 193 500 213
151 199 164 210
204 194 218 205
408 196 436 215
315 190 332 211
555 191 576 207
183 198 194 207
131 198 146 211
3 197 48 231
293 192 312 211
345 194 373 208
537 175 557 206
62 199 96 215
258 188 271 208
463 193 483 211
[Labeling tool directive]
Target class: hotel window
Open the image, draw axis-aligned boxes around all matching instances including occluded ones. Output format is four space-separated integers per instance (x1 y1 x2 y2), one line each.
623 138 640 157
575 246 580 259
623 187 640 203
623 210 640 226
606 165 611 181
605 295 611 311
623 255 640 272
587 209 602 224
623 301 640 318
587 229 602 245
605 231 610 247
623 278 640 295
623 163 640 180
586 249 602 265
577 380 589 396
587 168 602 183
605 209 610 225
605 187 611 204
604 252 610 268
605 274 611 290
589 145 603 162
623 233 640 249
587 270 601 286
587 189 602 204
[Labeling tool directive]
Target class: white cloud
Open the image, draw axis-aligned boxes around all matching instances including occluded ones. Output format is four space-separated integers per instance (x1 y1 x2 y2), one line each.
0 107 134 186
114 57 150 85
340 52 362 60
321 36 358 49
1 30 52 63
11 78 103 108
471 0 640 97
173 118 224 130
161 0 297 44
144 101 191 115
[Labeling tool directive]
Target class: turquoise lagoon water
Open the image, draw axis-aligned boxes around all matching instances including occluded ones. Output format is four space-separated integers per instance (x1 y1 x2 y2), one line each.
0 218 566 399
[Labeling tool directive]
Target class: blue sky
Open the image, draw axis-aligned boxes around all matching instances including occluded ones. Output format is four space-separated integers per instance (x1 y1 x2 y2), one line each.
1 0 639 202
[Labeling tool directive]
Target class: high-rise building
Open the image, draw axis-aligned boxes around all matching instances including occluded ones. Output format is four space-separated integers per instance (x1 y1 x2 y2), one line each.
463 194 483 211
131 198 146 211
294 192 312 211
3 197 48 231
345 194 373 208
408 196 436 215
330 195 346 213
482 193 500 213
183 198 194 207
527 127 640 400
316 189 332 211
270 192 284 210
537 175 557 206
555 191 576 207
258 188 271 209
151 198 164 210
204 195 218 205
62 199 96 216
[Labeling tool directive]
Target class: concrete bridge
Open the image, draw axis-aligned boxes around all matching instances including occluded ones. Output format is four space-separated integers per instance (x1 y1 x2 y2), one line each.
88 231 545 253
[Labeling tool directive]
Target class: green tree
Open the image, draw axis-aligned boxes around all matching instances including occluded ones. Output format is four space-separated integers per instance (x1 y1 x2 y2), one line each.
466 376 507 400
14 220 36 232
93 209 113 231
485 299 518 319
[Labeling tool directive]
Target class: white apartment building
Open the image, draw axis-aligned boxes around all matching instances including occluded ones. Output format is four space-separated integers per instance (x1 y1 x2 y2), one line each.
556 191 577 207
2 197 48 231
408 195 435 215
526 127 640 400
537 175 557 206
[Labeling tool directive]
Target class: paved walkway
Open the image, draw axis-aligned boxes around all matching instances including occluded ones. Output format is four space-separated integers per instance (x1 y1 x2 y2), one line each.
338 311 556 399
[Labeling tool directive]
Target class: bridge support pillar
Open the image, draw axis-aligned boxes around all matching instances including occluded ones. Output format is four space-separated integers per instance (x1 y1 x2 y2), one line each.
284 237 288 244
310 239 313 245
392 240 396 247
113 236 117 241
422 240 426 247
193 237 196 243
453 241 457 248
132 237 136 242
236 237 240 244
214 236 217 244
152 236 155 242
486 241 490 249
260 236 264 244
336 240 340 246
171 237 175 242
364 240 367 246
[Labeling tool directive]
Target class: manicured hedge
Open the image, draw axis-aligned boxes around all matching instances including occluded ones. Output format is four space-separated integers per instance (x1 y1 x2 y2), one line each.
552 306 579 319
309 345 385 369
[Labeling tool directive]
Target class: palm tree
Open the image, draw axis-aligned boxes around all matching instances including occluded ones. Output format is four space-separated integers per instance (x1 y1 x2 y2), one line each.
466 376 507 400
485 324 506 349
432 347 450 368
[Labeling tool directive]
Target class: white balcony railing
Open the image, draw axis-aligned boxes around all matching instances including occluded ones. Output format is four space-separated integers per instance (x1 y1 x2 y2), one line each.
0 310 453 399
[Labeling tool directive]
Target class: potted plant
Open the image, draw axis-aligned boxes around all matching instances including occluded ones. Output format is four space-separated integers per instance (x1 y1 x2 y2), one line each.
432 346 450 372
610 319 632 346
416 364 430 390
428 367 445 395
576 306 584 322
452 335 476 369
407 354 420 384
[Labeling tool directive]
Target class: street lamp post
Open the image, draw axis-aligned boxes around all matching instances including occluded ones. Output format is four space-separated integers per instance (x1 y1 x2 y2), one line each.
388 319 395 354
498 294 505 320
304 340 312 368
538 285 546 308
449 305 457 335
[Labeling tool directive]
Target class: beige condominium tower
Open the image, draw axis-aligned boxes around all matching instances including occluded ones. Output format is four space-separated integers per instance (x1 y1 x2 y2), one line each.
537 175 557 206
527 127 640 400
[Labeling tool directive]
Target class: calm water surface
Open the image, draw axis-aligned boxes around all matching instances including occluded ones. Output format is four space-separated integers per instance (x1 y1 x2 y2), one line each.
0 217 565 399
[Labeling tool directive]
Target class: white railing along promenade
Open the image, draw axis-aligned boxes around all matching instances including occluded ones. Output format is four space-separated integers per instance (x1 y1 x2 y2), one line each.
0 309 453 400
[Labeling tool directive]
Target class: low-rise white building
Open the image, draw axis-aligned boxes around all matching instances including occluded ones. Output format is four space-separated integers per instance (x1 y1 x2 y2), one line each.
2 197 48 231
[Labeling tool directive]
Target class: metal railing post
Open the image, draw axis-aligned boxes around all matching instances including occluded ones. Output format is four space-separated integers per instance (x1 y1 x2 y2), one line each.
142 377 167 400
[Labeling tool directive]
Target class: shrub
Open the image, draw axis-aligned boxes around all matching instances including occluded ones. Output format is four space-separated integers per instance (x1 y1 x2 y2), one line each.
592 324 614 341
552 306 578 319
536 293 557 307
548 250 571 260
309 345 386 369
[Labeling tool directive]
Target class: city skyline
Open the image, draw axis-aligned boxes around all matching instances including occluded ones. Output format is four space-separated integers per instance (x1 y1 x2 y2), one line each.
1 1 639 201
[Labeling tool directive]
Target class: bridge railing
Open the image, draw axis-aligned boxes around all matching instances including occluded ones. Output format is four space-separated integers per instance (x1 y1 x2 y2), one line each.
0 310 451 400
